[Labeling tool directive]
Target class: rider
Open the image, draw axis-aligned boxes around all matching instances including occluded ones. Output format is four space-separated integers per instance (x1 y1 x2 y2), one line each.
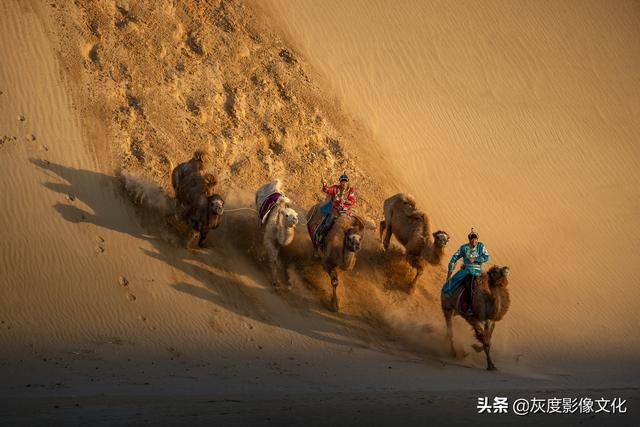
314 172 357 246
443 228 489 314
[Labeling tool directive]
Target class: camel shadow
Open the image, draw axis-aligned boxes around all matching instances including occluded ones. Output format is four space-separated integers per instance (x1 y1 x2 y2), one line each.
30 158 149 240
29 157 426 354
142 223 373 349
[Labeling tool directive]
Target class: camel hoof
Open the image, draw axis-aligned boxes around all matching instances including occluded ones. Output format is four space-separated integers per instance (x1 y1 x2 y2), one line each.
487 365 497 371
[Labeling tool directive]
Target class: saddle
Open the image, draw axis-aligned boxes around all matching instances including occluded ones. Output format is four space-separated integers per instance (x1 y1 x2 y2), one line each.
258 192 283 224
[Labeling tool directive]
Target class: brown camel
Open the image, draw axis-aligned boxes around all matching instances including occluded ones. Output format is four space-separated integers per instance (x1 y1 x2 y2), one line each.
441 265 510 371
183 193 224 248
379 193 449 291
306 203 365 312
175 172 223 248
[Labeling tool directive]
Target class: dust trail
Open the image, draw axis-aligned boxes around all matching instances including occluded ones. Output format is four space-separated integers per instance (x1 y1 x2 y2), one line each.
121 172 174 216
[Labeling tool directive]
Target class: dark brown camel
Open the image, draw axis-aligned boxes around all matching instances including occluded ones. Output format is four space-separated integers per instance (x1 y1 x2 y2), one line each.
174 172 223 248
441 265 511 370
307 203 365 312
380 193 449 291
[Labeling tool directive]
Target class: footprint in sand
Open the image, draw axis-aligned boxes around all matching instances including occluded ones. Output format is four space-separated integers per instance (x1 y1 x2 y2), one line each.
0 136 16 146
126 293 136 302
118 276 129 287
17 115 25 122
95 238 105 254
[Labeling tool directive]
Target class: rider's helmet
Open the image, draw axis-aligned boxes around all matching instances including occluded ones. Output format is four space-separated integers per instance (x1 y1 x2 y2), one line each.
339 172 349 182
468 228 478 240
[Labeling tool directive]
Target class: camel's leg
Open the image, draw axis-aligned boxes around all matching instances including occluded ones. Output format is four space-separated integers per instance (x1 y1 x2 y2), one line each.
186 231 198 249
484 343 496 371
329 268 339 312
484 321 497 371
473 323 496 371
197 227 208 248
408 255 423 292
264 235 280 287
381 221 392 251
444 309 456 357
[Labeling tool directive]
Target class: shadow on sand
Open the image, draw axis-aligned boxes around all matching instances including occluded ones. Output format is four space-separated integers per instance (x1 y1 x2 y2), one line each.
31 157 394 352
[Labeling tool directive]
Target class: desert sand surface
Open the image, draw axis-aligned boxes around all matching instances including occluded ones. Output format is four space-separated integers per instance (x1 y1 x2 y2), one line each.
0 0 638 426
259 0 640 367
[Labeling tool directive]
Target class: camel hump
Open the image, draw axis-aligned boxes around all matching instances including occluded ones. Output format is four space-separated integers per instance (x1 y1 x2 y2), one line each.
192 148 210 162
384 193 416 212
202 172 217 188
269 179 284 194
409 209 426 220
390 192 415 207
399 193 416 206
257 179 284 198
256 179 285 211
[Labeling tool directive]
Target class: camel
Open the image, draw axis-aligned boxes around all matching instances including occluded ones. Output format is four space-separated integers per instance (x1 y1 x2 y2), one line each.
184 193 224 248
175 172 223 248
441 265 511 371
255 180 299 287
306 203 365 312
379 193 449 291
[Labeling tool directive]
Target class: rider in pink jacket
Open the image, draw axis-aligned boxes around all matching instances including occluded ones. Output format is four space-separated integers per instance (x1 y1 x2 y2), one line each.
314 173 357 246
321 173 357 216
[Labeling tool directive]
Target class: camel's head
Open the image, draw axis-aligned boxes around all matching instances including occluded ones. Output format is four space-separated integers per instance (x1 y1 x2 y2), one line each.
276 197 298 228
432 230 450 248
282 207 299 228
344 228 362 253
208 195 224 216
488 265 510 287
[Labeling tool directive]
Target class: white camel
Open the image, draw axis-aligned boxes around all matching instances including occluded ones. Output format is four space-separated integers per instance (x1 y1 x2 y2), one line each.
255 179 299 287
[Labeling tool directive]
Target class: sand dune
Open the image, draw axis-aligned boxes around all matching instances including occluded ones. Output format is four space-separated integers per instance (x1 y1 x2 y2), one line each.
1 0 639 425
259 0 640 369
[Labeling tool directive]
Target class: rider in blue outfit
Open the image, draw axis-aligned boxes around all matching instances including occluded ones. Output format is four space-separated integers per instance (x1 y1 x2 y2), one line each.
442 228 489 298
